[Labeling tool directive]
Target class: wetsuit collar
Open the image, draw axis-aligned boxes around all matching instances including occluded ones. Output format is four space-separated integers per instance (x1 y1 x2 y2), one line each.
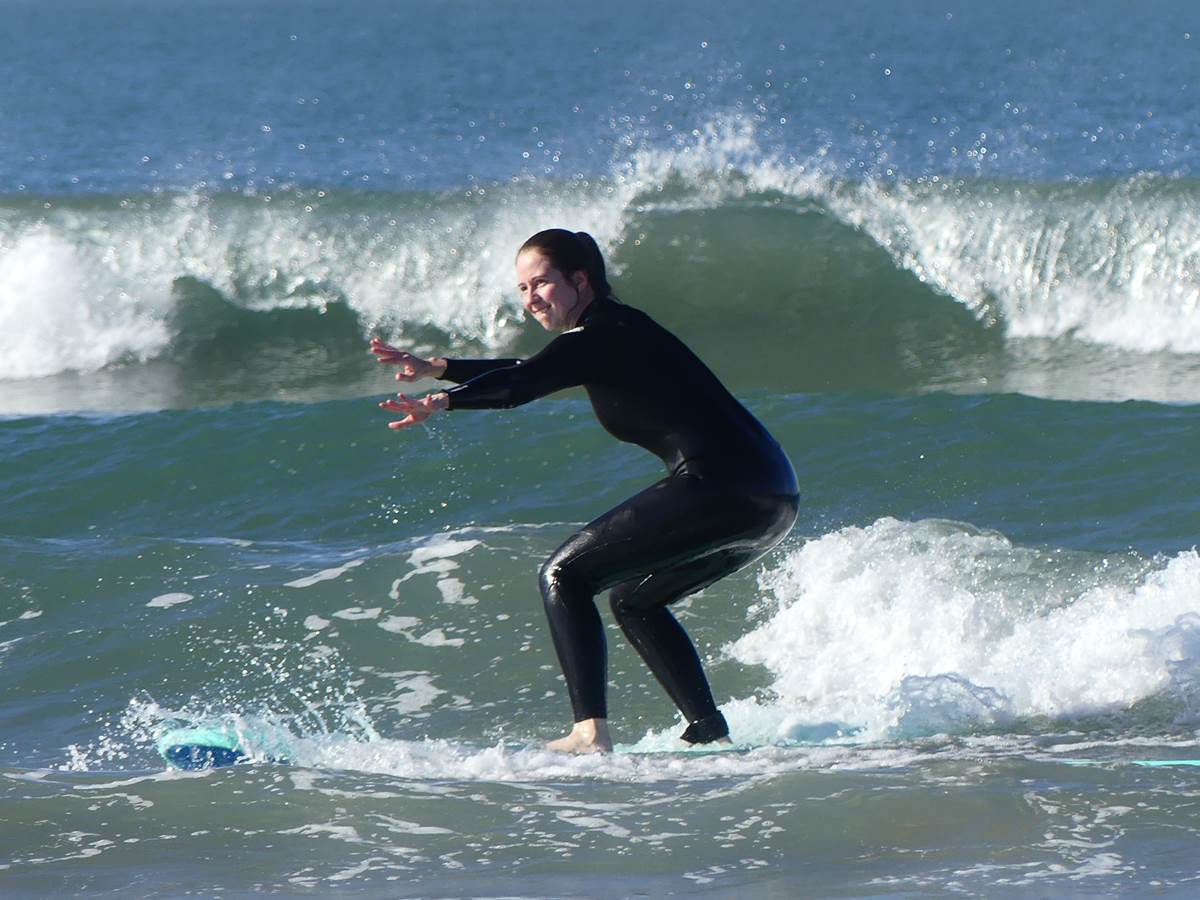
573 294 605 328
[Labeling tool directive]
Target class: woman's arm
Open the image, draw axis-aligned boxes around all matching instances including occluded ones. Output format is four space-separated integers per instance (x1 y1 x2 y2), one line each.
441 358 523 384
441 330 594 409
369 337 521 384
377 329 596 429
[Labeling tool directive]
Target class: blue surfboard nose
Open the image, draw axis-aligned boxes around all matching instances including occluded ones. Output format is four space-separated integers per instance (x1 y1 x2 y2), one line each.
161 743 247 770
156 724 290 769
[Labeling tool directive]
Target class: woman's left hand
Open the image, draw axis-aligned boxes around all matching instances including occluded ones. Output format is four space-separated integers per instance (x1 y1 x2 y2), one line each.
378 392 449 430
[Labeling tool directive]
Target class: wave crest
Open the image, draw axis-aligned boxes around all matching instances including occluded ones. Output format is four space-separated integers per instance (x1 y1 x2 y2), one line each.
3 121 1199 386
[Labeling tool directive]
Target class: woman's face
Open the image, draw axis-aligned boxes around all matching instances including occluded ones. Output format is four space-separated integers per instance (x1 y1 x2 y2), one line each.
516 249 585 332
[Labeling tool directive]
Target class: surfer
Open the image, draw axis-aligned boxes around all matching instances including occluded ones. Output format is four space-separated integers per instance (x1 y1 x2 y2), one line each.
370 229 799 753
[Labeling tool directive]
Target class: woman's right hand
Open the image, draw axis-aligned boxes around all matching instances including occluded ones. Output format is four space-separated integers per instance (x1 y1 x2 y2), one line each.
369 337 447 382
378 391 449 430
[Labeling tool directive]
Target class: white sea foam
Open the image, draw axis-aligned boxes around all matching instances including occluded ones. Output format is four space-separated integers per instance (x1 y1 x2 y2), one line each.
378 615 422 633
397 537 483 608
724 518 1200 741
285 559 364 589
360 670 446 715
332 606 381 621
434 577 477 606
267 734 910 782
146 593 193 609
405 538 482 570
412 629 463 648
374 614 462 648
0 229 171 379
302 615 330 631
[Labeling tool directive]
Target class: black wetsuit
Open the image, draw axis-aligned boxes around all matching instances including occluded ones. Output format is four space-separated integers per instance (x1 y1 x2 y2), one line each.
441 295 799 743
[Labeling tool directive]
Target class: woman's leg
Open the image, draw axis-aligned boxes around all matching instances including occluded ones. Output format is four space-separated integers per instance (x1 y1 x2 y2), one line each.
608 546 761 742
537 553 609 722
539 475 796 743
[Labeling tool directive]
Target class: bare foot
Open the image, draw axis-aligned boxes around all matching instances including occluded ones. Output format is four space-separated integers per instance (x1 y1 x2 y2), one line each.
546 718 613 754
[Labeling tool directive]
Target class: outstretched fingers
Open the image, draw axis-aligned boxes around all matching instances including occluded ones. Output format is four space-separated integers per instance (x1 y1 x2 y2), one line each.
378 394 418 413
369 339 425 381
378 392 433 430
369 337 405 362
368 336 397 355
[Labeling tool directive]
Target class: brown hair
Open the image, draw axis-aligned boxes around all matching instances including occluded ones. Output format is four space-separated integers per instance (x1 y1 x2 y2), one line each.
518 229 613 299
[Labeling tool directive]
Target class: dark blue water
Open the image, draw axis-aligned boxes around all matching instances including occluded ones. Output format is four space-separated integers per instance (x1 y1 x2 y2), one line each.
4 0 1197 196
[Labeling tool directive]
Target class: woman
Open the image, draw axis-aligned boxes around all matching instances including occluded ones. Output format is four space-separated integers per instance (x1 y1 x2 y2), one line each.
370 229 799 753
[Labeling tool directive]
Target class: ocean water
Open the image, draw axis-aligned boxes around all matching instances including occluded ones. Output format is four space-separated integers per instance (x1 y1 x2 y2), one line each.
3 0 1200 895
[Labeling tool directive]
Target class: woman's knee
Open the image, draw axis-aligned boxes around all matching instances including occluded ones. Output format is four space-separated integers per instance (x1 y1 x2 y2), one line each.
539 546 591 608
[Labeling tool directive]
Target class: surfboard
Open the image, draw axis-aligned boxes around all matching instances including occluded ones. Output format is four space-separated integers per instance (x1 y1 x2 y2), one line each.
1058 757 1200 769
156 725 288 769
157 714 842 771
614 742 753 756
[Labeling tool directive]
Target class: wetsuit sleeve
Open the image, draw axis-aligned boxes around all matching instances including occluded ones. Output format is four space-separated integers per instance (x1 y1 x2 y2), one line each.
443 330 597 410
441 358 522 384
